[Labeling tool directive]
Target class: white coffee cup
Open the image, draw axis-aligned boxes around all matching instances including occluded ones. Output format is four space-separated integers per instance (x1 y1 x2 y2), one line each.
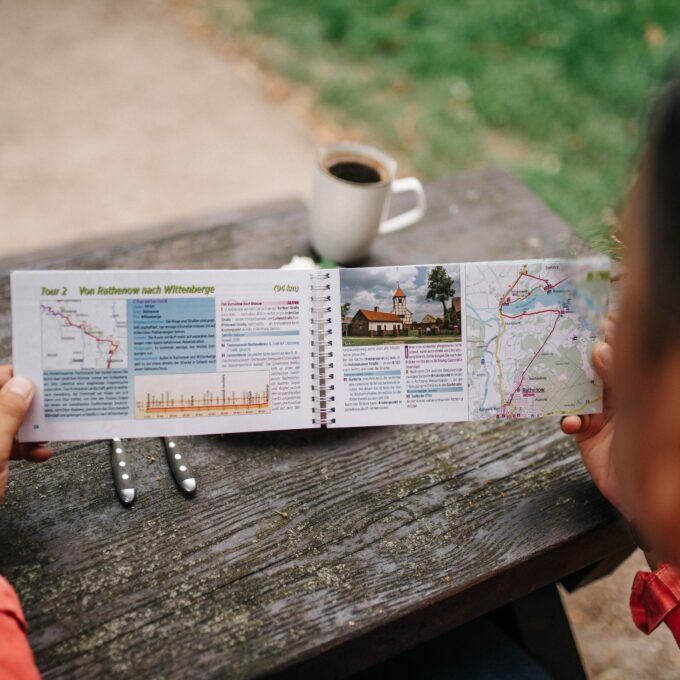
308 141 426 263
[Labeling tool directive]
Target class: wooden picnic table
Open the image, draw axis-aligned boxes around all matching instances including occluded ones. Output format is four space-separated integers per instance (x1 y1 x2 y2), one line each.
0 170 632 679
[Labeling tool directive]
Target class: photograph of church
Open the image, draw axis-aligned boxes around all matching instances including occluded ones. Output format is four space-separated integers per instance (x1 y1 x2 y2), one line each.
340 264 461 346
348 284 412 336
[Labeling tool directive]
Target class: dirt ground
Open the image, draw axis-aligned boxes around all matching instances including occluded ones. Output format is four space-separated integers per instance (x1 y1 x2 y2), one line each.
565 550 680 679
0 0 317 256
1 1 678 677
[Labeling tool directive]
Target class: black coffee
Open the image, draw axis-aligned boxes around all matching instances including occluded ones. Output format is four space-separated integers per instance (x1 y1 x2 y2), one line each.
328 160 383 184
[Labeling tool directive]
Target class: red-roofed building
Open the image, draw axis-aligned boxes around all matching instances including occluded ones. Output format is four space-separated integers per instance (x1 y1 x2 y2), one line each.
349 308 403 336
347 283 416 336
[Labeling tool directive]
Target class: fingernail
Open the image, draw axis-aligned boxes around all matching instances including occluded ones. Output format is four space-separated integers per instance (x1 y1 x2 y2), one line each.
599 343 613 368
7 377 33 400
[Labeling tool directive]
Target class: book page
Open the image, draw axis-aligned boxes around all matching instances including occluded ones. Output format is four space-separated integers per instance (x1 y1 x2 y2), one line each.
329 257 609 427
12 269 315 441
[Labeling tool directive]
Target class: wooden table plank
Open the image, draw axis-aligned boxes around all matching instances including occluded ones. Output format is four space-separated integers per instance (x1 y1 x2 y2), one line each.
0 170 630 679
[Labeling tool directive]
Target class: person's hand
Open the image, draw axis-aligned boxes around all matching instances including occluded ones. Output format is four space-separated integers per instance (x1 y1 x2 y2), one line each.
0 365 52 504
560 317 626 516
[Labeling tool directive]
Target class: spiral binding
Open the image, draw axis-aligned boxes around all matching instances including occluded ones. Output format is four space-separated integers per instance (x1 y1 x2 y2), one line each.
310 270 336 426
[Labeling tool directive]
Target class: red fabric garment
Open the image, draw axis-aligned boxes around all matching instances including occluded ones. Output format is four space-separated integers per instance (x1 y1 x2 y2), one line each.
0 576 40 679
630 562 680 645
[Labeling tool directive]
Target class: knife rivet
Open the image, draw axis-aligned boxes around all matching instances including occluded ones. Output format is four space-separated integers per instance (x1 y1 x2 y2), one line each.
122 473 129 480
174 453 181 460
168 441 176 449
179 465 187 472
115 448 123 454
119 461 126 467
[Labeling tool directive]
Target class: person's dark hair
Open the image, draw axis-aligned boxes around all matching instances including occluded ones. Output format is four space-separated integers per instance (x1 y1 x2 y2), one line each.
643 76 680 359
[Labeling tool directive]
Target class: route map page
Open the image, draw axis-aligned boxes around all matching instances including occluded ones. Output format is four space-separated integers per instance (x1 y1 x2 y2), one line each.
12 268 316 441
465 259 608 420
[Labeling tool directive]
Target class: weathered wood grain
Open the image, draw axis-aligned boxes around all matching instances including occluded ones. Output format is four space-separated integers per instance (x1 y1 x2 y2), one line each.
0 170 631 679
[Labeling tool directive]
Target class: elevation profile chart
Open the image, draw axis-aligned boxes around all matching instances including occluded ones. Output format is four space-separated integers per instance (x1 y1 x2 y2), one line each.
134 371 270 419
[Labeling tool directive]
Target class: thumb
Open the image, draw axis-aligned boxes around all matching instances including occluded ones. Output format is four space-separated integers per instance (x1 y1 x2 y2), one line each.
0 377 34 461
592 341 613 385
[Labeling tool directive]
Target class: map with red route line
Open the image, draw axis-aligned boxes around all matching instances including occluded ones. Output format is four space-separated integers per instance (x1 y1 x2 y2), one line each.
465 258 609 420
41 299 128 370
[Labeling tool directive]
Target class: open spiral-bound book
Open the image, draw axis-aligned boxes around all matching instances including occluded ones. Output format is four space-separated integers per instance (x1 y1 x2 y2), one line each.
10 256 609 442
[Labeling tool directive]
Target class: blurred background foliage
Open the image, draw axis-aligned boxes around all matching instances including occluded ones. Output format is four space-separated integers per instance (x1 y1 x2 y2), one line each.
205 0 680 251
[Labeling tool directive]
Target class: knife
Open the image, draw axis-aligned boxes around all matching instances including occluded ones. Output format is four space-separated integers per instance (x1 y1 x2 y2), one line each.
162 437 196 495
111 437 135 505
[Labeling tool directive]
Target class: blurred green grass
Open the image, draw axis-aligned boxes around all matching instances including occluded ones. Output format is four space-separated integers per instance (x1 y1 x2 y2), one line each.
206 0 680 251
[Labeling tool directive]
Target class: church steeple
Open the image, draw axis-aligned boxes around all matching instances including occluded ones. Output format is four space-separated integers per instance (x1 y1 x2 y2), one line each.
392 282 409 323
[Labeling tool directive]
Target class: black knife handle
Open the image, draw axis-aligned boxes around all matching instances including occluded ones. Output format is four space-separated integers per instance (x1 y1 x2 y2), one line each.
162 437 196 495
111 438 135 505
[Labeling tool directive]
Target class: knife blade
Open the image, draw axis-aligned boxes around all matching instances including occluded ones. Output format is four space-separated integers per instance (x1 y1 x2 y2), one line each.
162 437 196 495
111 437 135 505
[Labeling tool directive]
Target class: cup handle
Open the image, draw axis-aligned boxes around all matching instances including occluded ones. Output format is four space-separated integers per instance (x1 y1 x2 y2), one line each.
378 177 427 235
